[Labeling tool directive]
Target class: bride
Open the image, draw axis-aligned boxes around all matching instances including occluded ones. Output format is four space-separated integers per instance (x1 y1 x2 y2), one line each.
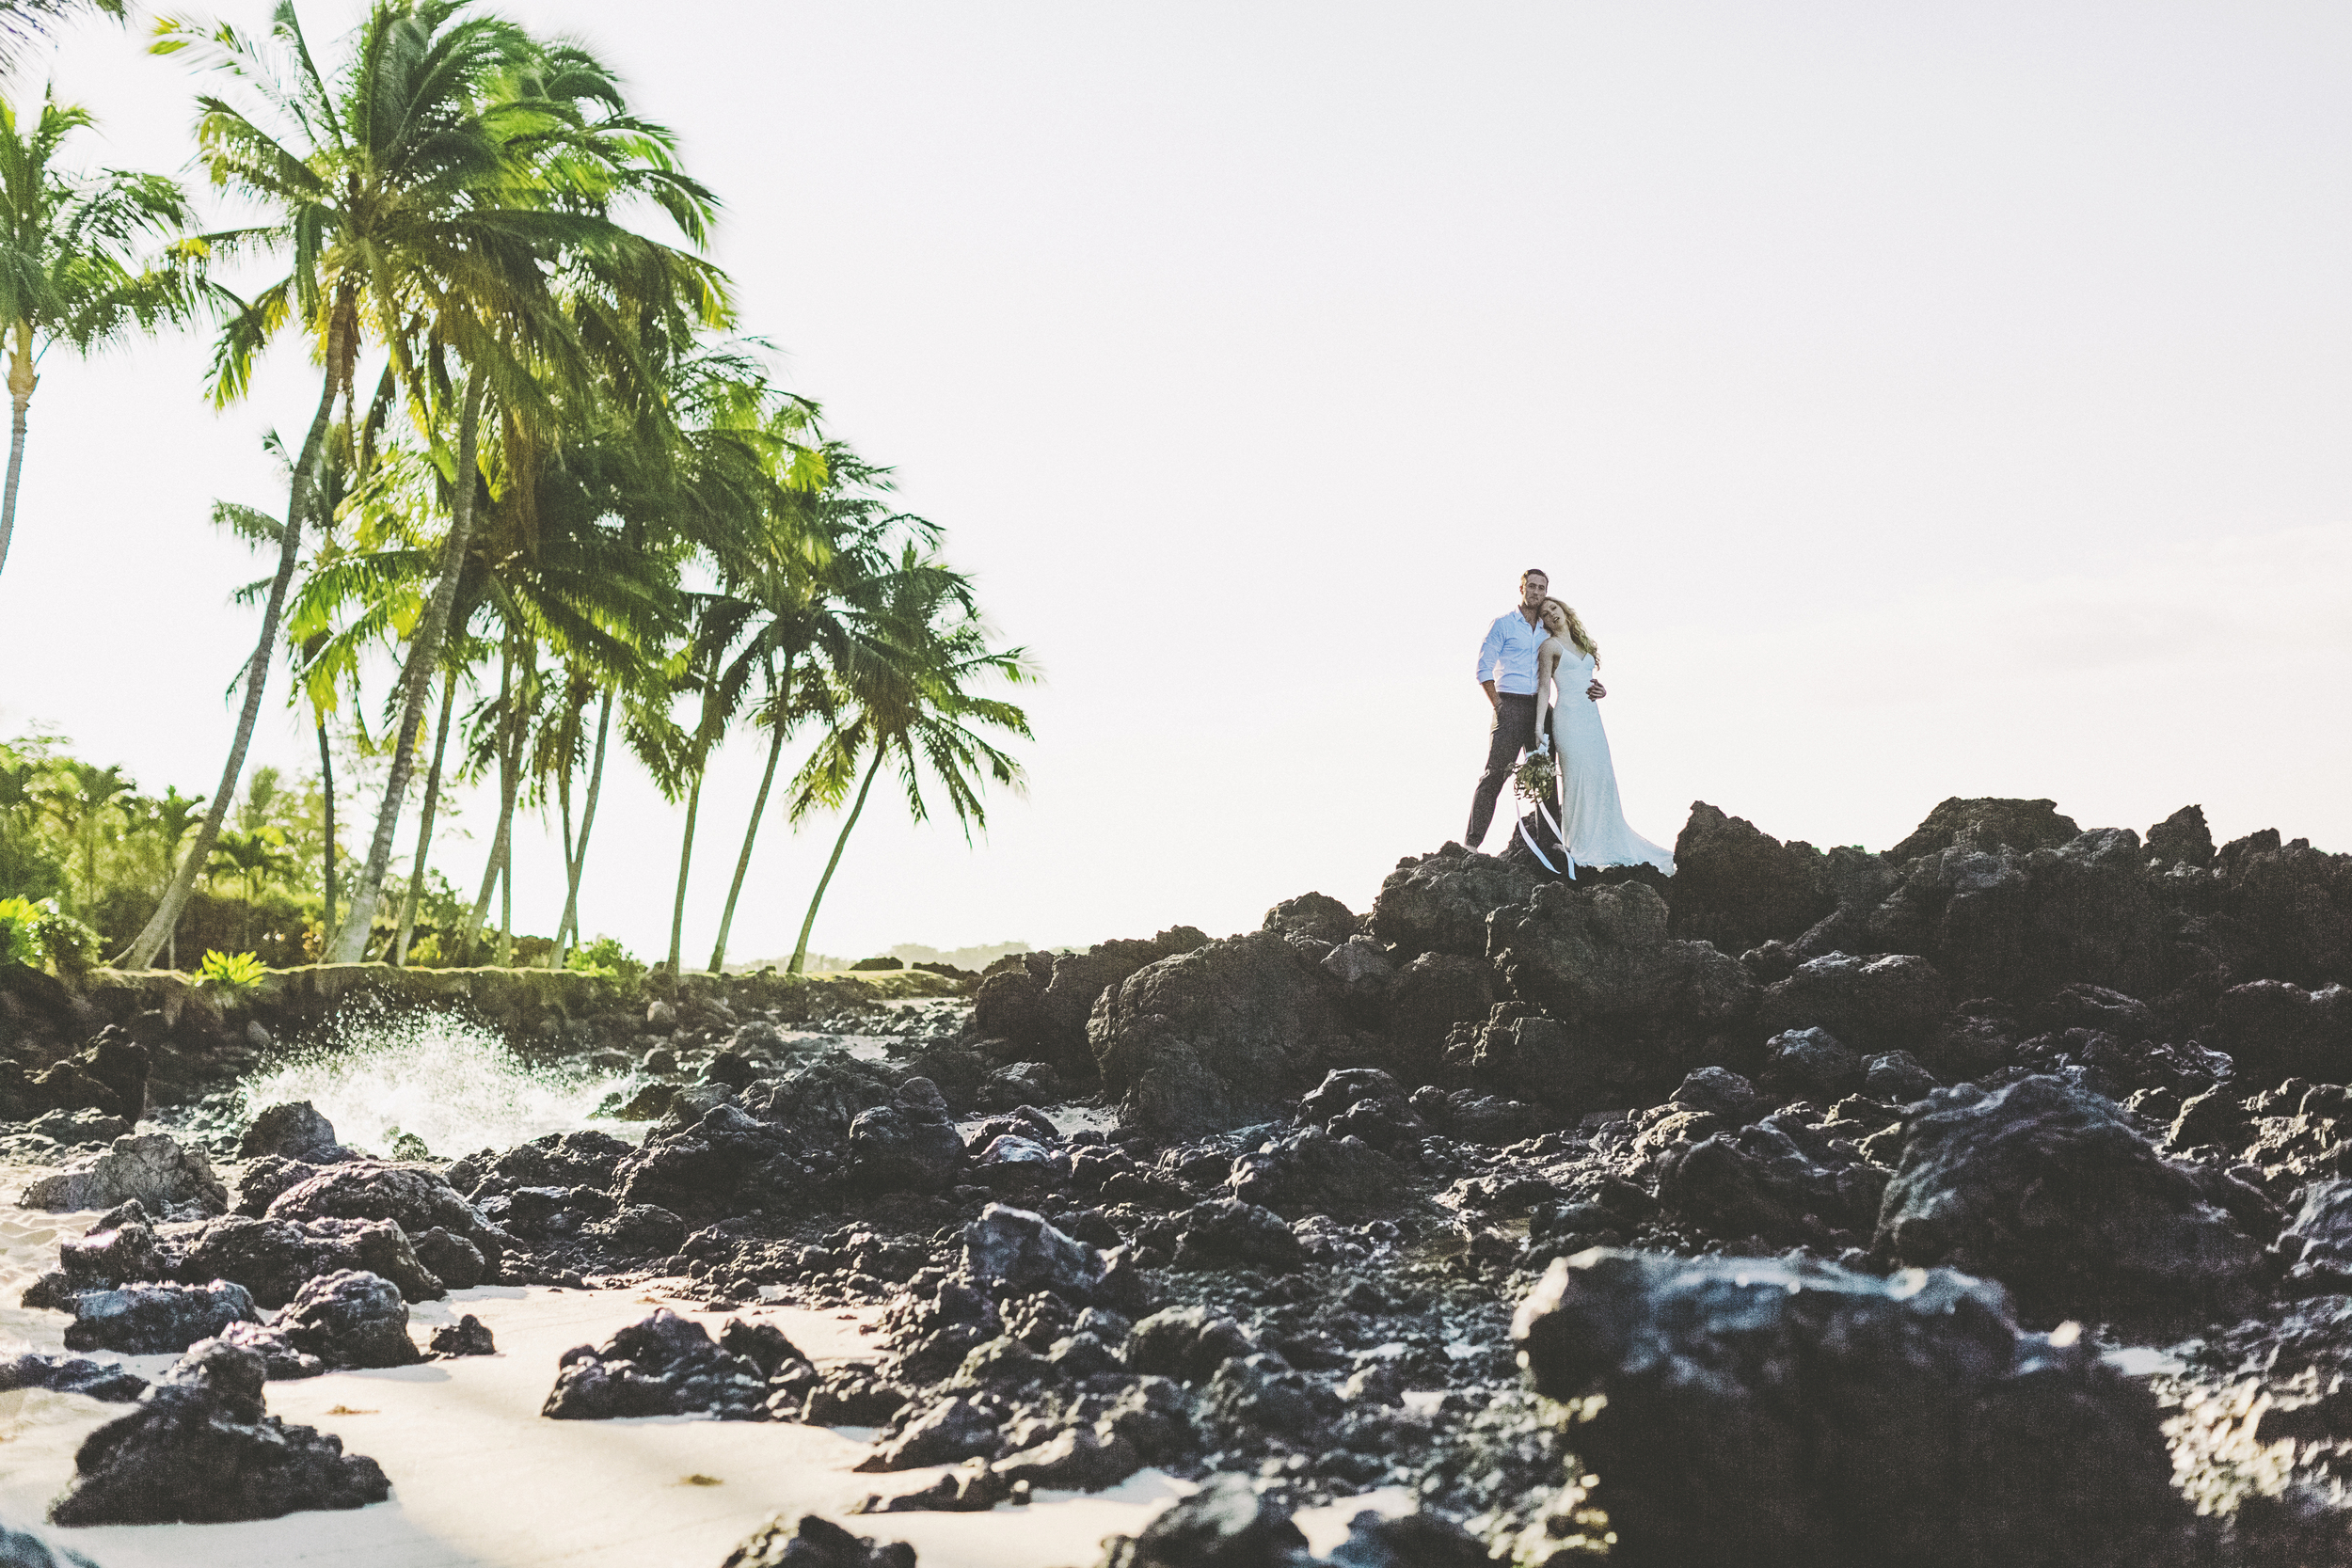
1532 597 1675 875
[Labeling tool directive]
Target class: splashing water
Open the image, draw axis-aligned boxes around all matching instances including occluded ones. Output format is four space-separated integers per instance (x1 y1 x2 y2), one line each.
235 1009 641 1160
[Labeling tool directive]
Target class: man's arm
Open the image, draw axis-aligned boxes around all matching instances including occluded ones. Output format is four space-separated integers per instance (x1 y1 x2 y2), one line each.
1481 678 1498 710
1473 617 1504 701
1587 678 1606 700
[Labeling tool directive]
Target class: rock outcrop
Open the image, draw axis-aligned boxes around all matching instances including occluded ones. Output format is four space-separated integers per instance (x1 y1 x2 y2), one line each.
49 1338 389 1525
1512 1249 2193 1566
1875 1075 2267 1322
1090 932 1344 1138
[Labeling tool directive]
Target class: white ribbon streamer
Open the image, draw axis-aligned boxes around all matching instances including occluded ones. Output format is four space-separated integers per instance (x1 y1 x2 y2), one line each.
1515 789 1577 880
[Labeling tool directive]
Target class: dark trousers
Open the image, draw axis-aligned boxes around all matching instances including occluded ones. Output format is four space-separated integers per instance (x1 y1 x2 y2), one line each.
1467 692 1539 848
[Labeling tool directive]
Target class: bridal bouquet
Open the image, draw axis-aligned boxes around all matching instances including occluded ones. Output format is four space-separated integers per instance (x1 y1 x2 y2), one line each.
1513 747 1558 803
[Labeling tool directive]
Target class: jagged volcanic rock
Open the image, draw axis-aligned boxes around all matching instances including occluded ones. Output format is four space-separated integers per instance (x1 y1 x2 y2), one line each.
48 1338 389 1525
1512 1248 2193 1566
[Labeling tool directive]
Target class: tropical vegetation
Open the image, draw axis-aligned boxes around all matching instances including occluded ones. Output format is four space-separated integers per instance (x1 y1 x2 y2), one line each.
0 0 1031 978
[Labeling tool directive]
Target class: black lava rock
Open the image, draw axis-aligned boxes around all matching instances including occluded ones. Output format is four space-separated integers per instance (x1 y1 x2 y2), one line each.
62 1279 259 1354
278 1270 420 1369
48 1338 389 1525
543 1309 771 1420
1513 1248 2193 1567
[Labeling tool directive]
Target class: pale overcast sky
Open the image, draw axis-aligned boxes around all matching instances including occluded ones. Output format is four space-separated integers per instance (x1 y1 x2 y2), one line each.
3 2 2347 964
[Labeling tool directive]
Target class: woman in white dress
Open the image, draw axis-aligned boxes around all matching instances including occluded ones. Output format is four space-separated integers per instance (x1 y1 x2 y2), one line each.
1534 598 1675 874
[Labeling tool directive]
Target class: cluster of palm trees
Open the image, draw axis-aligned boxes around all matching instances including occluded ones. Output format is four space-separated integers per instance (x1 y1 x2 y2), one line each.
0 1 1031 976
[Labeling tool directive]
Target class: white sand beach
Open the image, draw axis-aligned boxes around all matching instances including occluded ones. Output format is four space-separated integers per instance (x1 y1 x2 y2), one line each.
0 1175 1406 1568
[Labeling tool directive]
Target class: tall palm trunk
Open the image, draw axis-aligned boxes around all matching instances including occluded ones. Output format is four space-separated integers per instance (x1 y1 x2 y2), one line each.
458 637 518 964
788 746 887 974
331 373 486 962
555 692 611 964
497 849 513 967
710 700 789 974
315 715 336 943
119 298 353 970
666 770 703 983
392 666 458 965
0 321 38 583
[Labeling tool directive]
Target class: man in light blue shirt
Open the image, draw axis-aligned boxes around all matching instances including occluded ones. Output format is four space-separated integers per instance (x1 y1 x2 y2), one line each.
1467 567 1602 849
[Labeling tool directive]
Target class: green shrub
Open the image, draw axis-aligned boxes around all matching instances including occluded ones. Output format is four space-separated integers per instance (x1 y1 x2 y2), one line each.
198 948 266 997
566 935 643 985
0 896 40 968
0 897 103 974
849 956 905 972
35 908 103 974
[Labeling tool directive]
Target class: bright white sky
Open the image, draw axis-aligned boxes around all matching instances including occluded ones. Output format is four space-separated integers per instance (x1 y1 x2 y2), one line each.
3 2 2348 965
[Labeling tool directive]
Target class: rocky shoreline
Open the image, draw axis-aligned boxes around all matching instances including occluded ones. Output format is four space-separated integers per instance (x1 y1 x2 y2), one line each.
3 793 2349 1564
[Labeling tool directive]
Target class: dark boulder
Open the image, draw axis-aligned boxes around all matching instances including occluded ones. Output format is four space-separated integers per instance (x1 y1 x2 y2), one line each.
1658 1113 1887 1247
1757 1026 1862 1103
1512 1248 2192 1568
0 1352 146 1402
48 1338 389 1525
1263 892 1358 945
1326 1512 1490 1568
1172 1199 1304 1272
1368 845 1540 959
847 1080 963 1195
1758 953 1947 1055
1669 1066 1761 1122
1668 802 1835 955
177 1214 443 1307
63 1279 259 1354
1867 830 2171 1005
582 1203 689 1257
264 1161 503 1269
720 1513 915 1568
1887 796 2081 862
278 1270 419 1369
1875 1075 2266 1321
20 1132 229 1215
238 1101 349 1164
1090 931 1345 1139
430 1315 497 1357
2146 805 2215 868
960 1203 1132 1307
1095 1473 1308 1567
1227 1127 1407 1219
856 1396 1002 1470
2217 980 2352 1085
1484 880 1757 1108
1863 1050 1940 1103
543 1310 771 1420
1379 953 1494 1075
2212 840 2352 990
413 1227 486 1290
56 1202 162 1291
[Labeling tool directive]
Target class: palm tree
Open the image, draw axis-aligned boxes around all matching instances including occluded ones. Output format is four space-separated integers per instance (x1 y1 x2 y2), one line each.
785 555 1035 974
0 87 196 583
706 447 936 974
0 1 124 68
125 785 205 966
40 758 133 915
207 825 291 948
326 15 730 963
121 0 546 969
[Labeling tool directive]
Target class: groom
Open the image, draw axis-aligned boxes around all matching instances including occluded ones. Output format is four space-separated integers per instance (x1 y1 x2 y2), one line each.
1466 567 1604 850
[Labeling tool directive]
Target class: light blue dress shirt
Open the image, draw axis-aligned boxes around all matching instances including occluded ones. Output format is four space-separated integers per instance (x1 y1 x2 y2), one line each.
1475 610 1543 696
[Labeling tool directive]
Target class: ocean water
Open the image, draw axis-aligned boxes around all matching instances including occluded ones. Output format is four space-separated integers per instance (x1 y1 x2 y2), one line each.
232 1009 642 1161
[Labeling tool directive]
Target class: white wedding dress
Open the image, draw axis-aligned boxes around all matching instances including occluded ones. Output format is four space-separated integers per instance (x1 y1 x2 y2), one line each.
1537 643 1676 876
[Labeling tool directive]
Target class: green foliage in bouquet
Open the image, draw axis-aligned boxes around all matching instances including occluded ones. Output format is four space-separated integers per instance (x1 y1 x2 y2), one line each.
197 948 266 997
1513 749 1560 804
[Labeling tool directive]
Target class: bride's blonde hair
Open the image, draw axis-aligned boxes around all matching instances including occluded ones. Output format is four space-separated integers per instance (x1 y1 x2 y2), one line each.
1543 598 1599 666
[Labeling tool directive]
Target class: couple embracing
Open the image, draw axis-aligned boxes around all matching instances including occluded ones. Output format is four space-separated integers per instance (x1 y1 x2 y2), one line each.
1466 567 1675 878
